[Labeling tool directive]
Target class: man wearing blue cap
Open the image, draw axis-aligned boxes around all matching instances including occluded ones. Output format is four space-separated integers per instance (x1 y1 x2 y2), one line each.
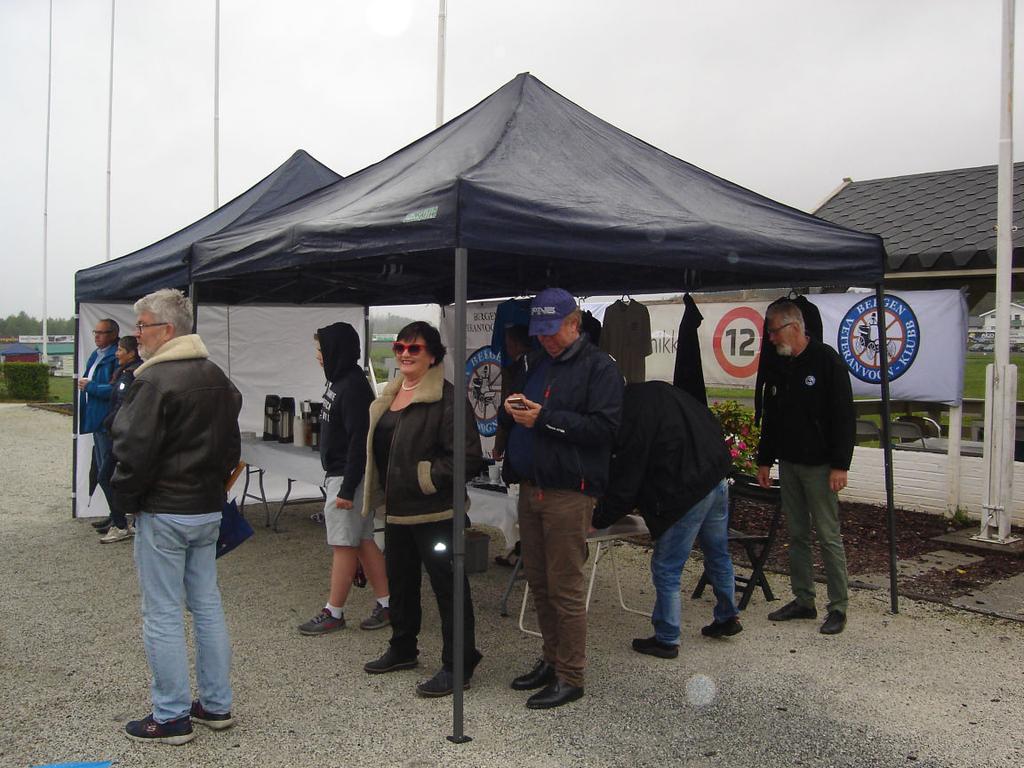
499 288 623 709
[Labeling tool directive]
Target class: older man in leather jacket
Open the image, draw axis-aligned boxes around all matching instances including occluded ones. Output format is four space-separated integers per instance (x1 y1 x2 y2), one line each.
110 289 241 745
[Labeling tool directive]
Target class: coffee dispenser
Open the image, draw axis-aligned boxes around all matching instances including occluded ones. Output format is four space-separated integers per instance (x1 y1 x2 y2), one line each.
278 397 296 444
309 403 322 451
300 400 313 446
262 395 281 441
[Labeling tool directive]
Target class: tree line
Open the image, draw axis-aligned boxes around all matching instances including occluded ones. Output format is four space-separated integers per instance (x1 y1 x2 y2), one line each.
0 312 75 337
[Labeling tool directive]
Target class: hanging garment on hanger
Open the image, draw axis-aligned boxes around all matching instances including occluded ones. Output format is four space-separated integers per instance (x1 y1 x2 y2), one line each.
753 295 824 424
490 298 533 367
599 299 652 384
673 293 707 405
580 310 603 346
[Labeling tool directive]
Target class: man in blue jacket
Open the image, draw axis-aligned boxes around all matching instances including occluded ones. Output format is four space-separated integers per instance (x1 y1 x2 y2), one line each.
499 288 623 710
78 318 120 519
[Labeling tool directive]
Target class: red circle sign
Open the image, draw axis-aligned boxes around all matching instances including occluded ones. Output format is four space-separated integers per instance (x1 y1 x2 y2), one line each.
713 306 764 379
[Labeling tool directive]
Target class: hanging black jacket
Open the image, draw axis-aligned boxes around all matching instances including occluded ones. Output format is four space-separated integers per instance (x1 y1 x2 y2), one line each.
592 382 732 539
318 322 374 501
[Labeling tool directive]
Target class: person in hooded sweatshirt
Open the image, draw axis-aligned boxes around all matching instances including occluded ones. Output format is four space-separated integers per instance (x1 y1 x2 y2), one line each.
298 322 390 635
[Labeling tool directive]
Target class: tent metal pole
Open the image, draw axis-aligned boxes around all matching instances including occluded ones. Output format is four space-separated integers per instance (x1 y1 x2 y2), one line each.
875 283 899 614
71 302 81 518
448 246 471 744
190 281 199 333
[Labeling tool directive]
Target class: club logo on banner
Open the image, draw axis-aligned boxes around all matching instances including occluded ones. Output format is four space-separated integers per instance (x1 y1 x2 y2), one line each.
837 294 920 383
465 346 502 436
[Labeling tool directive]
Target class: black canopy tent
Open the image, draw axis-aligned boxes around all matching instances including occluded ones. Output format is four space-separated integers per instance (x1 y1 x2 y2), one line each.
187 75 893 741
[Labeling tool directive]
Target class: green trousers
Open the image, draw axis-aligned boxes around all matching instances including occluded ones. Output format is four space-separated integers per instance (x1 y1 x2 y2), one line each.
779 461 849 614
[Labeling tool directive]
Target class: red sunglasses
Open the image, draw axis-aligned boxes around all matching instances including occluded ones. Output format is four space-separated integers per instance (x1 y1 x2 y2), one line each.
392 342 425 355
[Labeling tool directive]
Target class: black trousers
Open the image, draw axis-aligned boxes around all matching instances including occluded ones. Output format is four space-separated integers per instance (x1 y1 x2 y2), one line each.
385 518 480 672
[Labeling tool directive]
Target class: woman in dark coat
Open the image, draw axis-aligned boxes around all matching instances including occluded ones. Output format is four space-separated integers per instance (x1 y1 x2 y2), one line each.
361 322 484 697
98 336 142 543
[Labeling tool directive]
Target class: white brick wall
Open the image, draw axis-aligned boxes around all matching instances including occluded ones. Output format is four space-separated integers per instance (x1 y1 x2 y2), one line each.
843 445 1024 526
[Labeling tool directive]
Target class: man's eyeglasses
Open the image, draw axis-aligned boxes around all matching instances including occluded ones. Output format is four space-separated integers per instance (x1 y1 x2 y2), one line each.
135 322 169 332
765 321 795 336
392 342 424 355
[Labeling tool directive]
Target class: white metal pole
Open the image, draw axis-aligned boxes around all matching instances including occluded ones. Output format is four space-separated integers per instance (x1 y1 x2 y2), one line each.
105 0 115 262
213 0 220 208
42 0 54 362
979 0 1019 544
436 0 447 127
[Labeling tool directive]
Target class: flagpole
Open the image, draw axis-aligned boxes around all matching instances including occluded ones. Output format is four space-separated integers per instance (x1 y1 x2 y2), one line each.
436 0 447 127
105 0 115 262
42 0 54 361
213 0 221 208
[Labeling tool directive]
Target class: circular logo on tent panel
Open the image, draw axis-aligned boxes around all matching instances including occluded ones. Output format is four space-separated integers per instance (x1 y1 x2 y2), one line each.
713 306 764 379
465 346 502 436
837 294 920 383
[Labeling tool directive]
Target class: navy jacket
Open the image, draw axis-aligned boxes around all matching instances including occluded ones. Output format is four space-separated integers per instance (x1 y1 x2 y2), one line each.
79 346 117 434
499 336 623 497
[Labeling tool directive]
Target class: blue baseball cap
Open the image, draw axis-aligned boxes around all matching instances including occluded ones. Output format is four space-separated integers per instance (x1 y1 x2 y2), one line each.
529 288 577 336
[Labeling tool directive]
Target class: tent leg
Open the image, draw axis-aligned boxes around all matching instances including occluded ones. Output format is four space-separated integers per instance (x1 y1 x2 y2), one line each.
448 246 471 744
875 283 899 614
71 302 81 518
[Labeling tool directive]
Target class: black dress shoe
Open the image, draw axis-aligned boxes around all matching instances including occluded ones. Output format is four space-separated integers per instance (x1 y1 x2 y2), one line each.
631 636 679 659
767 599 817 622
510 659 556 691
701 617 743 639
364 647 419 674
416 667 471 698
819 610 847 635
90 516 112 529
526 679 584 710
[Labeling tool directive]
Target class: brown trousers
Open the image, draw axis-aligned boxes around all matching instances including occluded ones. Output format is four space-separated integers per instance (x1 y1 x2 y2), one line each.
517 482 593 688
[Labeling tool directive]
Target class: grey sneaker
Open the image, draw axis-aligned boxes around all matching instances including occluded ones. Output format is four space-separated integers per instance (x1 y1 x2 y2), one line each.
298 608 345 635
359 602 391 630
100 525 133 544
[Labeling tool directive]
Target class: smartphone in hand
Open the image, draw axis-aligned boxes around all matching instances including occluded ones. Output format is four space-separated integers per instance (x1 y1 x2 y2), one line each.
507 396 529 411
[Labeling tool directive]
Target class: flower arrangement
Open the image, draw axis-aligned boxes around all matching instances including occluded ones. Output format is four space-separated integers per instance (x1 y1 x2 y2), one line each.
709 399 760 476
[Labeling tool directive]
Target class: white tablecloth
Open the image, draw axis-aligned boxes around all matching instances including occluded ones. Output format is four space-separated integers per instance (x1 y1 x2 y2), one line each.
239 436 519 545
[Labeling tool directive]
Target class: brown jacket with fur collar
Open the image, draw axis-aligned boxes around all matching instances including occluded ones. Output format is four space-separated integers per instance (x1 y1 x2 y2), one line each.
362 364 483 525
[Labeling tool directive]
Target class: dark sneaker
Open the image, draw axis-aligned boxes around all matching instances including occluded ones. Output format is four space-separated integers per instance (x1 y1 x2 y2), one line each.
359 602 391 631
190 699 234 730
819 610 847 635
631 636 679 659
767 599 818 622
701 617 744 638
364 647 419 674
91 516 112 529
298 608 345 636
124 713 195 745
416 667 471 698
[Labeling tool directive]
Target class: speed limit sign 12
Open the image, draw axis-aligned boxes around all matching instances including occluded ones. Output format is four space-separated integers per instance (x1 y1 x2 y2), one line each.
712 306 764 380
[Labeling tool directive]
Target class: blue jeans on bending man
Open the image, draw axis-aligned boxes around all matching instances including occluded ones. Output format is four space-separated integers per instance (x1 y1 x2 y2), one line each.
650 479 737 646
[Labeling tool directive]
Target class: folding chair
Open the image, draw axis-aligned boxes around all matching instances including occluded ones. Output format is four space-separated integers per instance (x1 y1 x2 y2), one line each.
692 475 783 610
854 418 880 444
517 515 652 637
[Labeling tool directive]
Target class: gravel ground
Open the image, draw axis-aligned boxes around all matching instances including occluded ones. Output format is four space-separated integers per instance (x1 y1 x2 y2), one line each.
1 403 1022 768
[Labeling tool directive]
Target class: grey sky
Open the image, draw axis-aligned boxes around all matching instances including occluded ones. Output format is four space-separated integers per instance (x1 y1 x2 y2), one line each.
1 0 1020 318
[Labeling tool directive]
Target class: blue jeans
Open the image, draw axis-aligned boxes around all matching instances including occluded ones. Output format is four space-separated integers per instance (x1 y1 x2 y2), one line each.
650 479 736 645
134 514 232 723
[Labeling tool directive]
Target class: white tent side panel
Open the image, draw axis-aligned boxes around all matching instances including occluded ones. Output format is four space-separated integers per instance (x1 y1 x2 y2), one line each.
75 302 363 517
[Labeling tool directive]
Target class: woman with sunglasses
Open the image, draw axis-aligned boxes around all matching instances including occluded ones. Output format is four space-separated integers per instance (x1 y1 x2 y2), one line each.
361 321 484 697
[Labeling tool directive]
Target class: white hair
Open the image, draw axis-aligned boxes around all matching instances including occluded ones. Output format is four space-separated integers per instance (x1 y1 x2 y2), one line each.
134 289 193 337
766 301 805 332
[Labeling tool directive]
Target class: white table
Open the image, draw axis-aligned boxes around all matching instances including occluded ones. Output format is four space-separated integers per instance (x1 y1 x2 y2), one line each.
239 436 519 540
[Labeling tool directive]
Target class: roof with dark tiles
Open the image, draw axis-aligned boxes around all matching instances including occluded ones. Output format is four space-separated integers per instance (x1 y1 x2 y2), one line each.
814 163 1024 273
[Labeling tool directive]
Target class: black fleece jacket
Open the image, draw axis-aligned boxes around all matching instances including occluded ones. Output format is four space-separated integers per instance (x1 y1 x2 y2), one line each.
756 338 855 471
317 322 374 501
592 382 732 539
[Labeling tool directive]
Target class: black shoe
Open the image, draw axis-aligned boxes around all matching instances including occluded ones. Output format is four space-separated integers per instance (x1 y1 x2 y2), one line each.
416 667 471 698
91 516 112 529
95 523 112 535
364 646 419 674
190 699 234 730
701 617 744 638
767 600 818 622
526 679 584 710
124 713 195 745
819 610 847 635
510 659 556 691
631 636 679 659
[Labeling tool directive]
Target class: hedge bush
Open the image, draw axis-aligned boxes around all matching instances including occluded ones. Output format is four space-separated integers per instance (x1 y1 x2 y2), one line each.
2 362 50 401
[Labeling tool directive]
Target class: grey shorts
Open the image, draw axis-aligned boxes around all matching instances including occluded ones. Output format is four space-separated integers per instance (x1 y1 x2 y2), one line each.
323 476 373 547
